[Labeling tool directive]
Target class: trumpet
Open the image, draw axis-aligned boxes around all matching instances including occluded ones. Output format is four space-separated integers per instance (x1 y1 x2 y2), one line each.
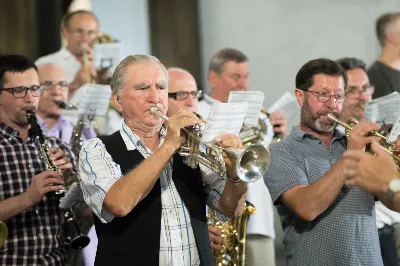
27 112 90 250
327 114 400 165
81 43 95 84
150 107 270 183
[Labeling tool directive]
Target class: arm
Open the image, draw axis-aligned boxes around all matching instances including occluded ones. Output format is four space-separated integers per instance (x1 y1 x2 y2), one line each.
103 142 176 217
281 160 346 221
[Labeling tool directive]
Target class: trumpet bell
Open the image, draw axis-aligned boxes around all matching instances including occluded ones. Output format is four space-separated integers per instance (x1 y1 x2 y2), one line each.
233 144 270 183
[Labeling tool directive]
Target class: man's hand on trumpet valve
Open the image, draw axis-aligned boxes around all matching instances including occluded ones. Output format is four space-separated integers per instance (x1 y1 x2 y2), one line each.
163 108 202 151
342 142 398 195
346 120 381 151
215 134 243 178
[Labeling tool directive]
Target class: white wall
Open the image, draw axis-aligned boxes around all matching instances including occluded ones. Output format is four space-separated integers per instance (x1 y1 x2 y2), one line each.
91 0 151 58
199 0 400 109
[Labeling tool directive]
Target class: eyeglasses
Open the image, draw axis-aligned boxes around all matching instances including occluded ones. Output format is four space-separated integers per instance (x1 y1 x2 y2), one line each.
41 81 69 90
345 85 374 97
0 85 44 99
168 90 202 101
306 90 346 103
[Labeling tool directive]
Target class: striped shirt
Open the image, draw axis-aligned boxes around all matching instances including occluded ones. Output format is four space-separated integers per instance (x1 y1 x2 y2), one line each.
264 126 382 266
79 122 228 266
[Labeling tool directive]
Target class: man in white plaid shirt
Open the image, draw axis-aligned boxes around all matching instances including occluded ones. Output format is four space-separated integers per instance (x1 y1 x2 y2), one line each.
79 54 247 266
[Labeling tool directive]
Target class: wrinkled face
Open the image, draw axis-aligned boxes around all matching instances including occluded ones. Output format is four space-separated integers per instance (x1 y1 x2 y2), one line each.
0 69 41 127
167 71 198 117
209 61 249 102
63 13 98 56
341 68 372 121
38 66 68 117
296 74 345 133
113 63 168 128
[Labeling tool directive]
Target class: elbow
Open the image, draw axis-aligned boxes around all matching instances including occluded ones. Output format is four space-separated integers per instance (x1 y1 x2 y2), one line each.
292 205 319 222
103 197 136 217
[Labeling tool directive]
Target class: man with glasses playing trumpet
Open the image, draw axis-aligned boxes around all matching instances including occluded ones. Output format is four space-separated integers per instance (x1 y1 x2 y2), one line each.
264 58 385 266
78 55 248 266
336 57 400 266
0 54 75 265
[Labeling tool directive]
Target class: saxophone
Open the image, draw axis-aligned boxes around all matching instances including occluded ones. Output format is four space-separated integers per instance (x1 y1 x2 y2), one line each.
27 112 90 250
208 202 256 266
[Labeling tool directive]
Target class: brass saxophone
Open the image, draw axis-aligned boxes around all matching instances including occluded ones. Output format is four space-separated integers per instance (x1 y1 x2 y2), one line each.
27 112 90 250
208 202 256 266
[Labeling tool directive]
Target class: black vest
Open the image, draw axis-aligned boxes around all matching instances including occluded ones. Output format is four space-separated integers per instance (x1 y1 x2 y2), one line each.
94 131 214 266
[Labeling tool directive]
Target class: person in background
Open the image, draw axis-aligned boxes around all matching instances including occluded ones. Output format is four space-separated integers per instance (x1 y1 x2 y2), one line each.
368 12 400 98
337 57 400 266
198 48 287 266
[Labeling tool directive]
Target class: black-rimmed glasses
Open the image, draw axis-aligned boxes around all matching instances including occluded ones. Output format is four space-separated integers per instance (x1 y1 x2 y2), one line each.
0 85 44 99
41 80 69 90
306 90 346 103
168 90 202 101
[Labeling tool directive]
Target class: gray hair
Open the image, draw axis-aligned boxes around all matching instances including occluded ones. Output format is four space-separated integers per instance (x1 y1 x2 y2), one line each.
167 67 193 76
208 48 248 75
110 54 168 96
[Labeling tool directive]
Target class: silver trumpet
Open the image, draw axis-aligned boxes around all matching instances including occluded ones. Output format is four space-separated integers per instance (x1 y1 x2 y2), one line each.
150 107 270 183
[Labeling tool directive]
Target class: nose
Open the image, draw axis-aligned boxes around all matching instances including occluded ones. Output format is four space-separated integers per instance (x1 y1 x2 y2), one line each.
24 89 35 103
147 85 161 104
185 94 195 107
359 91 368 103
238 77 249 90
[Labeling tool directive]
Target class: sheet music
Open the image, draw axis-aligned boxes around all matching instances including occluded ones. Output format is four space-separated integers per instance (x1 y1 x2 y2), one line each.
388 112 400 143
69 84 112 116
228 91 264 127
202 102 248 143
365 92 400 124
93 43 123 70
268 92 300 120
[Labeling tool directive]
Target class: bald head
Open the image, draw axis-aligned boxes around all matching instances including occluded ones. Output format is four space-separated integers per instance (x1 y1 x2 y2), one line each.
37 64 68 119
167 68 199 116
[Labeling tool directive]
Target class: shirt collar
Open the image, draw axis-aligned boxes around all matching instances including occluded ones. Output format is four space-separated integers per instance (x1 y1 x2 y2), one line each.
291 125 346 142
59 47 76 61
0 121 20 138
202 94 221 105
119 121 167 152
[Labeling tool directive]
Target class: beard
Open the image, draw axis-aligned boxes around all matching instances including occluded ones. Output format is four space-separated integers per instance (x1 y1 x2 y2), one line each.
301 99 338 133
14 110 32 126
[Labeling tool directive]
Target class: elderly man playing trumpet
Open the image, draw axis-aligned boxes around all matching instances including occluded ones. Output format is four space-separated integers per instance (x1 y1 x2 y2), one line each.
79 55 247 266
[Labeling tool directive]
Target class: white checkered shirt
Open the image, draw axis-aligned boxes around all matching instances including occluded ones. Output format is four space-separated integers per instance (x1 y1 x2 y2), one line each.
79 122 228 266
0 121 75 265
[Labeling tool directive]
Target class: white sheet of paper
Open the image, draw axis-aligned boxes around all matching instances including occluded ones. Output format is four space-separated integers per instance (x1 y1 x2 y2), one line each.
202 102 248 143
93 43 123 70
69 83 112 116
388 113 400 143
268 92 300 120
228 91 264 127
365 92 400 124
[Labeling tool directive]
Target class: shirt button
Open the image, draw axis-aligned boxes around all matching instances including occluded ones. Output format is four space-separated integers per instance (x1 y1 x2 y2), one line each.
35 210 39 214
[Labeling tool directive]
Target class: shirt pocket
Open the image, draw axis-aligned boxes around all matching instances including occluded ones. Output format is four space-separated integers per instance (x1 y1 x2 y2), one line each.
304 157 330 184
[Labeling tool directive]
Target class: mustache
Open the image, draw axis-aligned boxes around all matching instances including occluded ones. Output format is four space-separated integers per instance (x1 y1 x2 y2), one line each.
21 106 35 112
317 110 338 118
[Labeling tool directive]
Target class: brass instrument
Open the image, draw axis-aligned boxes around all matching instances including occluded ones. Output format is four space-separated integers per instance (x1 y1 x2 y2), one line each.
0 221 8 248
150 107 270 182
327 114 400 165
27 112 90 250
81 43 95 84
240 108 282 147
208 202 256 266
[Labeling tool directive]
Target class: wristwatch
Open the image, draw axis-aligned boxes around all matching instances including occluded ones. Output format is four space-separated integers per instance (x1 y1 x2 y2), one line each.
387 177 400 202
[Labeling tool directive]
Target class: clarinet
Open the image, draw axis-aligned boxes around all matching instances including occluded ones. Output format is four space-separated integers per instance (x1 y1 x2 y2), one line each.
27 112 90 250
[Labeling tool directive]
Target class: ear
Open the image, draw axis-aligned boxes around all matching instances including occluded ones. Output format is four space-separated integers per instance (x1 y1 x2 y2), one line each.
111 93 123 113
208 70 218 88
294 89 305 107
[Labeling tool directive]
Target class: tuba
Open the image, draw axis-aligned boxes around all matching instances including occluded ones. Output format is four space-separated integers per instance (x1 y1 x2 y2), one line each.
27 112 90 250
327 114 400 166
150 107 270 182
